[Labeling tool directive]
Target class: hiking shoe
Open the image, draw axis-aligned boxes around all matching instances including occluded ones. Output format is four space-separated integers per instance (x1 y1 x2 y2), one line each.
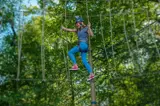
87 73 95 81
70 64 79 71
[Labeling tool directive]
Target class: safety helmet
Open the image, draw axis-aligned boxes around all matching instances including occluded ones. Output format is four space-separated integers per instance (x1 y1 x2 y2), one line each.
75 16 83 23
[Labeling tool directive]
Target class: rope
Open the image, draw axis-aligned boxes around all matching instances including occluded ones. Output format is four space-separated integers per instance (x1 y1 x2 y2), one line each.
0 8 3 31
65 0 67 23
85 0 93 67
85 1 96 106
16 1 22 81
60 13 67 78
100 13 108 59
41 0 45 81
66 38 70 79
8 69 160 82
85 0 89 22
62 42 68 79
131 0 143 72
56 8 147 18
63 0 70 80
109 0 115 66
123 14 135 70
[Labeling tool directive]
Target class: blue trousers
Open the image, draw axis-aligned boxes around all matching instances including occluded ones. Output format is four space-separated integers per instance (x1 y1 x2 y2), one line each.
68 42 92 73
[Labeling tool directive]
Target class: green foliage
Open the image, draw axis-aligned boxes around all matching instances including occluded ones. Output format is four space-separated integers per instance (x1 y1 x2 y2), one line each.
0 0 160 106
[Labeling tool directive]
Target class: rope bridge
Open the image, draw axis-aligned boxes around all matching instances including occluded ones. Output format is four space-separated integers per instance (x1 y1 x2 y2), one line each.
0 0 160 106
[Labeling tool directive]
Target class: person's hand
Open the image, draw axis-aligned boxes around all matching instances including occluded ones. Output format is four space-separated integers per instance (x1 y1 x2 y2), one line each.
87 22 91 28
61 25 64 30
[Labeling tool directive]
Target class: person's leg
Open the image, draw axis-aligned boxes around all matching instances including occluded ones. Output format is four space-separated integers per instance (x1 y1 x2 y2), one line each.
81 52 92 73
81 52 94 80
80 42 94 80
68 45 79 70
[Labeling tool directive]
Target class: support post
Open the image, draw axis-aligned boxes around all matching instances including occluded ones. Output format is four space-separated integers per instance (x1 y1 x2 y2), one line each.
88 35 96 106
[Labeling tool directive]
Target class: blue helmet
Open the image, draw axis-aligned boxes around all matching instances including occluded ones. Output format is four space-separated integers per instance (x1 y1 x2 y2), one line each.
75 16 83 23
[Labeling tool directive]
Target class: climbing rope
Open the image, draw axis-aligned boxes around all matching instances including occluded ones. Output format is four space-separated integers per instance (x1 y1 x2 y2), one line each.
123 14 135 69
109 1 115 66
85 0 93 67
100 13 108 59
41 2 47 103
0 8 3 32
41 0 45 81
85 0 97 106
16 1 23 80
62 0 70 80
131 0 143 72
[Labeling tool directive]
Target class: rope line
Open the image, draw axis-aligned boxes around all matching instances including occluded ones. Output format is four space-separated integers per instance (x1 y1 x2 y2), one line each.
16 1 22 80
123 14 136 70
41 0 46 81
7 70 160 82
0 8 3 31
85 0 93 67
131 0 143 72
100 13 108 59
109 0 115 65
63 0 70 80
47 8 147 18
85 0 89 22
85 1 96 106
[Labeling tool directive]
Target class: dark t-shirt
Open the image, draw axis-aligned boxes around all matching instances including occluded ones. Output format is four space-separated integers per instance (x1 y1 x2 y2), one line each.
77 27 88 42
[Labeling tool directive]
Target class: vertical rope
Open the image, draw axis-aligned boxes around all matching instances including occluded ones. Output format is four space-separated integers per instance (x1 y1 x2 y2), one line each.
63 1 74 105
131 0 143 72
65 0 69 79
65 0 67 23
85 0 92 67
85 0 89 22
16 1 22 80
100 13 108 59
62 42 68 78
0 8 3 31
63 0 70 80
86 1 96 106
41 0 45 81
123 14 135 69
109 1 115 66
108 2 114 105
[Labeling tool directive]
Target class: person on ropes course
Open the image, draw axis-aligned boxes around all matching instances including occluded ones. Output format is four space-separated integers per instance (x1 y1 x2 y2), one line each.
61 16 94 81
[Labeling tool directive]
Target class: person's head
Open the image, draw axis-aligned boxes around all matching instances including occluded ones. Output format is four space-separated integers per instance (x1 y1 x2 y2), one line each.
75 16 85 29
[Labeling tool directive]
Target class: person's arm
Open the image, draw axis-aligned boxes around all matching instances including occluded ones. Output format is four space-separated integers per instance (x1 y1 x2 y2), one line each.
87 22 94 36
61 26 77 32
